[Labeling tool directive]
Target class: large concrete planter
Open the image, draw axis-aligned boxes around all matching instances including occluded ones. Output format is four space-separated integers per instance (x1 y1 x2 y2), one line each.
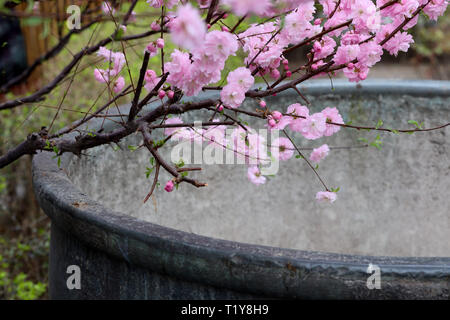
32 80 450 299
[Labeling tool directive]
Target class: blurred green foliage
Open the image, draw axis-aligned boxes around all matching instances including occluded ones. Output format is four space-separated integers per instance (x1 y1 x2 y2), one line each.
0 228 49 300
412 11 450 59
412 10 450 58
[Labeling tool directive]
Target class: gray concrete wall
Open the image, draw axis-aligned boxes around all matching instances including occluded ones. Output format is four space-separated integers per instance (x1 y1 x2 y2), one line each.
67 80 450 257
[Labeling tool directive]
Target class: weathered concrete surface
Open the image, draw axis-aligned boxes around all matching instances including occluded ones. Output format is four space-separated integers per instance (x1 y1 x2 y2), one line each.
69 80 450 257
32 80 450 299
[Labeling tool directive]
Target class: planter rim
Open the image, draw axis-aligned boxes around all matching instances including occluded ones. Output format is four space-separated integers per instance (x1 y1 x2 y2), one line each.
32 79 450 298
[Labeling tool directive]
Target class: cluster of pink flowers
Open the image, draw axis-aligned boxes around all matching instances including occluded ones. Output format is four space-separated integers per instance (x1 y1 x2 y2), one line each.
93 46 126 93
145 38 165 58
239 22 287 78
168 3 206 50
147 0 179 9
310 144 330 163
222 0 316 17
284 104 344 140
220 67 254 108
95 0 448 202
165 4 239 96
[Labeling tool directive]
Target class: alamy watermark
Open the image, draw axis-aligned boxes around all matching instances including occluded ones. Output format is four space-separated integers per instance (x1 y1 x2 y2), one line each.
66 5 81 30
66 265 81 290
366 263 381 290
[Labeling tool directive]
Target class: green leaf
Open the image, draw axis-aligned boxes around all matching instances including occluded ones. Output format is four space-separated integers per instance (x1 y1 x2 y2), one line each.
407 120 422 129
369 135 383 150
128 145 138 151
357 137 368 143
145 167 154 178
175 158 185 168
375 119 383 129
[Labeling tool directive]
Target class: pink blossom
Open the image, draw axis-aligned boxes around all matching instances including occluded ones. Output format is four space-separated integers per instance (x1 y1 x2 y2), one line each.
165 50 192 89
147 0 178 9
164 180 174 192
284 3 321 44
147 0 163 7
200 31 238 61
222 0 271 16
272 111 282 121
151 21 161 31
334 44 360 65
144 69 160 92
423 0 448 21
113 76 125 93
343 62 370 82
94 69 109 83
239 23 285 72
96 47 125 77
321 107 344 136
169 4 206 50
203 119 227 146
300 112 327 140
226 67 254 91
351 0 380 33
220 84 246 109
341 32 360 45
312 36 336 60
246 132 269 165
320 0 337 16
145 42 158 57
271 137 294 161
310 144 330 163
101 2 115 15
163 117 184 138
316 191 337 203
247 166 266 185
323 11 348 37
156 38 165 49
266 114 291 131
286 103 309 132
383 31 414 56
358 41 383 67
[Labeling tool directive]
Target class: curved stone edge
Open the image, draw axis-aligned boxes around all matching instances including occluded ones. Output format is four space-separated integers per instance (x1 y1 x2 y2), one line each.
32 80 450 299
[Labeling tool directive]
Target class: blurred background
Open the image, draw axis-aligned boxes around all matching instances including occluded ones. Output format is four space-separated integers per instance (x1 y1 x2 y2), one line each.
0 0 449 299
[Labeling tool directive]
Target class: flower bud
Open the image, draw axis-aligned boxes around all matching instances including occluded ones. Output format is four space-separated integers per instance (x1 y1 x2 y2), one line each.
272 111 282 121
164 180 174 192
156 38 164 49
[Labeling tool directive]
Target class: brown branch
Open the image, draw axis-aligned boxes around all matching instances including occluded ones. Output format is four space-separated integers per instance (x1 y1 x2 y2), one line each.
143 161 160 203
0 28 161 111
205 0 219 24
282 129 329 191
140 126 207 188
128 51 151 122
